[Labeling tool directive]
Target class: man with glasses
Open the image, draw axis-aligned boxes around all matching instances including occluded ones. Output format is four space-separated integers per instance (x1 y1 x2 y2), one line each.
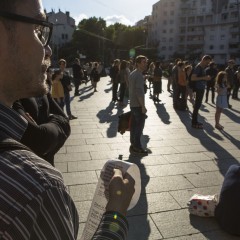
0 1 135 239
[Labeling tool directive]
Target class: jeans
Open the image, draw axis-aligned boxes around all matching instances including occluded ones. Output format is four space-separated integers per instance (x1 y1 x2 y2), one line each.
192 88 204 124
130 107 146 149
64 91 71 116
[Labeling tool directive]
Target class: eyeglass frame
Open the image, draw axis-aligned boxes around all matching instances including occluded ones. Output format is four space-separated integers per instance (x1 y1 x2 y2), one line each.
0 11 53 46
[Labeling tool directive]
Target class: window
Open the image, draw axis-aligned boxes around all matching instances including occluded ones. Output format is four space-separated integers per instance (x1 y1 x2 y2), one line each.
220 45 225 49
209 45 214 50
221 35 225 40
162 29 167 33
201 0 206 5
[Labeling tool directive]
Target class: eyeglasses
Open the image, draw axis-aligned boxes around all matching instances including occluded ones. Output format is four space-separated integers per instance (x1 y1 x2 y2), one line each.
0 11 53 46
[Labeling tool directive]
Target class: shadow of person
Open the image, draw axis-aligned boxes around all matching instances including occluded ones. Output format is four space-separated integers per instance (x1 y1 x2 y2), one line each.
223 109 240 123
96 102 123 138
78 92 94 101
126 155 151 240
154 102 171 125
176 111 239 176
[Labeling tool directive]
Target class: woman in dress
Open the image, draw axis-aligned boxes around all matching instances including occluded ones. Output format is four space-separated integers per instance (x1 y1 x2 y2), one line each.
215 71 228 130
51 70 64 109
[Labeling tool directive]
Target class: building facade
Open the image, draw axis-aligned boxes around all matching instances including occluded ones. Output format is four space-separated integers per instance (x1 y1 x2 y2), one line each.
46 9 76 62
148 0 240 64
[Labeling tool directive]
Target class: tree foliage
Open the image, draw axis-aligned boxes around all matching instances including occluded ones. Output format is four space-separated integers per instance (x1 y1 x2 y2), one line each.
58 17 148 64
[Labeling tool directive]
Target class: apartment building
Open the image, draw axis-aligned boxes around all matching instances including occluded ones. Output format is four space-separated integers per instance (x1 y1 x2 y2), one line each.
47 9 75 48
149 0 240 64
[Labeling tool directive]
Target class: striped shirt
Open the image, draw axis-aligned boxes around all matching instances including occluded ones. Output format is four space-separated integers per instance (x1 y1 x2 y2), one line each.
0 103 128 239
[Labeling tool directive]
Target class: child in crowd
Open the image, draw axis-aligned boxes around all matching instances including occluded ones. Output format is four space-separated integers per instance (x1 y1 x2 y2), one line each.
215 71 228 130
51 70 64 109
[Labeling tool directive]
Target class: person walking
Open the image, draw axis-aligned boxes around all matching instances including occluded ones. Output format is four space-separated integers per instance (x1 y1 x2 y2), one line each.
59 59 78 120
153 61 162 102
118 60 129 106
191 55 212 129
215 71 228 130
72 58 83 96
129 55 148 155
109 59 120 102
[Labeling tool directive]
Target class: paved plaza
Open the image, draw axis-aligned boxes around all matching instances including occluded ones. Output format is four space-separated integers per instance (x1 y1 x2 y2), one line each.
55 76 240 240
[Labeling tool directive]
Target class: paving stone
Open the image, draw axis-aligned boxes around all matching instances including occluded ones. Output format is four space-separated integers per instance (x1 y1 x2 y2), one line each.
68 159 108 172
55 152 91 162
55 162 68 173
75 201 91 223
69 184 96 202
64 138 86 146
147 162 203 177
144 175 194 194
62 171 98 185
194 160 220 172
163 152 211 164
128 192 181 216
149 146 180 155
184 171 224 188
170 186 221 208
151 209 219 239
66 144 111 153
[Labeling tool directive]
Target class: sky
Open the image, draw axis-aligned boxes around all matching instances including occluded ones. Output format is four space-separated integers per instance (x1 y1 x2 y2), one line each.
42 0 158 26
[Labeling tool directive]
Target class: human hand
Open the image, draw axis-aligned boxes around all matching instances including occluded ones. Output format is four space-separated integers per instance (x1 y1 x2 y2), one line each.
106 169 135 216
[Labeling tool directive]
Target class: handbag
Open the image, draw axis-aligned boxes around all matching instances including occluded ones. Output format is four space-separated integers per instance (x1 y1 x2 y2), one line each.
187 194 218 217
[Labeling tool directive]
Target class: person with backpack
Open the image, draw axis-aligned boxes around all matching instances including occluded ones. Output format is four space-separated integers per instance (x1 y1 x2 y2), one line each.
190 55 212 129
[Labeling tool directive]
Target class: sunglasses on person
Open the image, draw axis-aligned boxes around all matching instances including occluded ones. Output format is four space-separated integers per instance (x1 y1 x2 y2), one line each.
0 11 53 46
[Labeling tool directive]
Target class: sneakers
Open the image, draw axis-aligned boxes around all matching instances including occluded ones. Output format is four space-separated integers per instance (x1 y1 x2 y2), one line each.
69 115 78 120
130 146 148 155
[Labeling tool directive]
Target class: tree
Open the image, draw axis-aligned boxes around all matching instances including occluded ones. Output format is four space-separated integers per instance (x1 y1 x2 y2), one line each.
58 17 148 64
